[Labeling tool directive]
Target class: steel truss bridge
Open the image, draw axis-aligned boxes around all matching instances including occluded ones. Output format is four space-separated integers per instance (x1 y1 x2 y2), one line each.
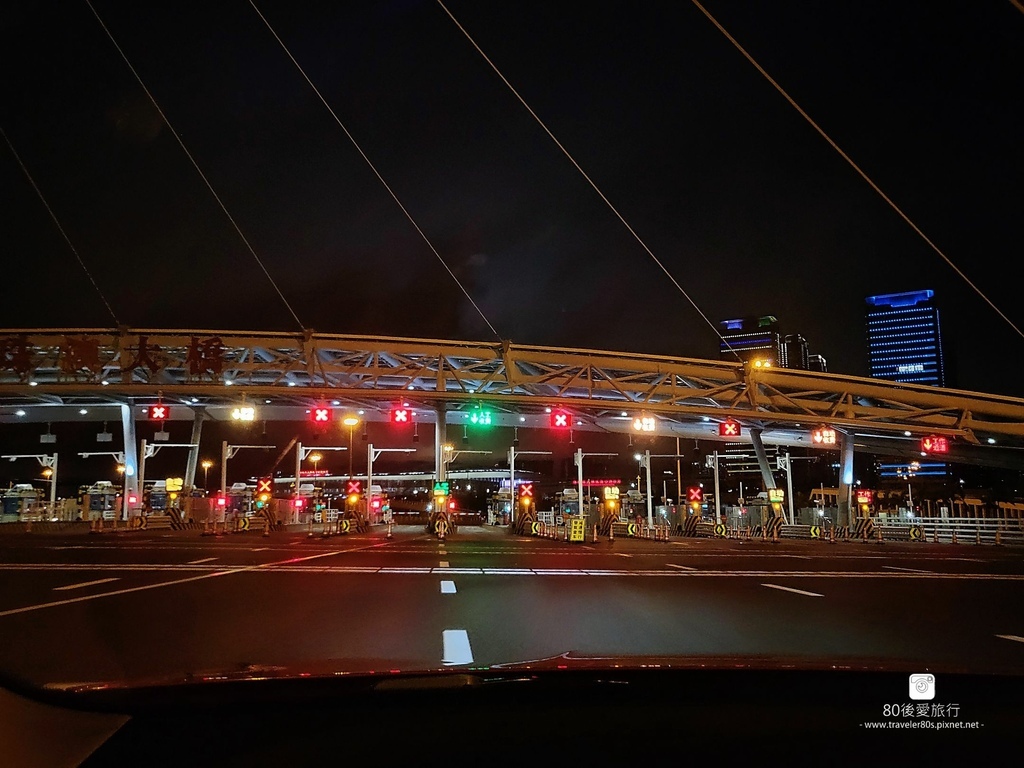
1 327 1021 458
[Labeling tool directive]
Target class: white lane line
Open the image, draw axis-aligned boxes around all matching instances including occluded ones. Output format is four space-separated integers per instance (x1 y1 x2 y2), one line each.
615 553 633 558
996 634 1024 644
251 547 269 552
187 557 217 564
440 580 457 594
432 568 481 575
482 569 534 575
0 545 379 619
53 577 119 592
761 583 823 598
439 561 449 568
667 563 697 571
442 629 473 665
438 549 447 555
883 565 933 573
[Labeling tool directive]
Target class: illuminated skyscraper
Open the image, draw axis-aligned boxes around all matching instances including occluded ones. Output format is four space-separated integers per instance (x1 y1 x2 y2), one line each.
865 290 945 387
719 316 781 365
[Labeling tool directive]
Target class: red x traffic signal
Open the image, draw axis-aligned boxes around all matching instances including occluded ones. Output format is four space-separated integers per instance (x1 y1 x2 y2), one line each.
719 419 740 437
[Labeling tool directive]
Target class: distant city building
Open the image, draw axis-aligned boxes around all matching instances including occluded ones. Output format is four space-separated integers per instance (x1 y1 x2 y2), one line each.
865 290 946 387
719 316 781 365
782 334 810 370
720 318 828 372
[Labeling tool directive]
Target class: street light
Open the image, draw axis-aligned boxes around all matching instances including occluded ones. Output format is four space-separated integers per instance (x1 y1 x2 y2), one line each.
116 463 128 517
343 416 360 479
201 459 213 490
308 452 323 475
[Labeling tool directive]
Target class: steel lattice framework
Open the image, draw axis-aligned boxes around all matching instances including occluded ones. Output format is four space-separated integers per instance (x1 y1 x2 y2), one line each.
2 329 1023 452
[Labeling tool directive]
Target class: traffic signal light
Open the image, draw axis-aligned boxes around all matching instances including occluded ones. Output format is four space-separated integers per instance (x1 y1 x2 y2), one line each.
391 407 411 424
518 482 534 507
550 410 571 429
370 496 382 510
687 487 703 510
149 404 169 422
448 500 456 511
921 435 949 454
469 405 492 426
811 426 837 445
632 415 656 432
346 480 362 495
719 419 741 437
294 497 305 509
127 494 138 505
216 494 227 507
257 478 273 496
310 407 332 424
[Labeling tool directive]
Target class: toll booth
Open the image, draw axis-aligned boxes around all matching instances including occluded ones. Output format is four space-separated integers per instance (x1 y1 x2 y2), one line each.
78 481 119 520
555 488 580 519
145 481 169 513
488 490 512 525
2 484 42 520
226 482 254 516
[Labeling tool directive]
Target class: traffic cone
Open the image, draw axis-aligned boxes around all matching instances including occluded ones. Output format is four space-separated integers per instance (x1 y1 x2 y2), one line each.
771 523 779 544
829 526 835 544
307 519 314 538
876 527 884 545
592 524 598 543
387 522 393 540
951 528 958 545
262 519 270 537
609 522 614 543
995 529 1002 546
933 526 938 544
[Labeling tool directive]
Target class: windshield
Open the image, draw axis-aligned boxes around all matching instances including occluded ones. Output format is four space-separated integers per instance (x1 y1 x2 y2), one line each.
1 0 1022 744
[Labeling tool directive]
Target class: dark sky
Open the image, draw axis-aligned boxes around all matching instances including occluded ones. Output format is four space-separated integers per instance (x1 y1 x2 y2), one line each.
2 1 1022 394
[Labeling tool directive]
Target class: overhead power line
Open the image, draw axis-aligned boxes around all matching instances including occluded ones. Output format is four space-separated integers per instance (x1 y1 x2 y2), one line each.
1 124 120 325
435 0 741 360
689 0 1024 343
248 0 501 341
84 0 306 332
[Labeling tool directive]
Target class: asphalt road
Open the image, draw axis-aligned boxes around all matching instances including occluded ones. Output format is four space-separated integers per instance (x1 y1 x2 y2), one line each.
1 525 1023 687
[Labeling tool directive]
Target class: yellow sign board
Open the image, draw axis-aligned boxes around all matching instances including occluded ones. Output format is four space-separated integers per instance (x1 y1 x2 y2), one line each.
768 488 784 503
569 517 586 542
165 477 184 492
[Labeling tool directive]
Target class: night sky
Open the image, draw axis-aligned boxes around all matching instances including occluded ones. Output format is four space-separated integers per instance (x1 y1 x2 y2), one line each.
2 1 1022 395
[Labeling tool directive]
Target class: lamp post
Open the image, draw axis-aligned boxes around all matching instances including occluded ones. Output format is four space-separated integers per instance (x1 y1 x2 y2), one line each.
201 459 213 491
116 463 127 517
343 417 359 480
308 452 323 476
42 467 54 512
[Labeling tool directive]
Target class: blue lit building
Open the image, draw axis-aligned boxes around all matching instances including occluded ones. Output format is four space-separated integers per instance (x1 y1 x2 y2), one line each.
865 290 946 387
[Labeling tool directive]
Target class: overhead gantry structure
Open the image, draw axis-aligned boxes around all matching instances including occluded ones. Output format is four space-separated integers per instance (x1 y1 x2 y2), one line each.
2 329 1023 520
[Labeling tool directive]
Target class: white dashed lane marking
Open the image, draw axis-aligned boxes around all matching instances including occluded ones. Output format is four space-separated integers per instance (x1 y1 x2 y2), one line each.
53 577 119 592
761 583 823 598
440 580 457 594
442 630 473 665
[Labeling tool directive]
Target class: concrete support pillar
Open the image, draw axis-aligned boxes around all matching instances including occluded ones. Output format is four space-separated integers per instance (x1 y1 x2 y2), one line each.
120 404 139 499
435 410 448 482
837 432 855 527
184 408 206 489
749 428 778 491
